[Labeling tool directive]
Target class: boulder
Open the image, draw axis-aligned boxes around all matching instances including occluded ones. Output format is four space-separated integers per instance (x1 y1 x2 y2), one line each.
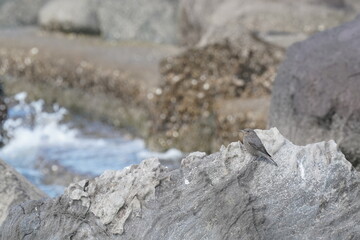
2 128 360 239
38 0 100 34
0 159 46 226
148 0 359 152
97 0 179 44
269 16 360 169
179 0 358 47
346 0 360 11
37 0 179 43
0 0 49 27
163 0 359 152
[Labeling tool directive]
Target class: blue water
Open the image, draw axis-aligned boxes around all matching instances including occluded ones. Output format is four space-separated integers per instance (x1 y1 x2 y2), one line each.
0 92 182 197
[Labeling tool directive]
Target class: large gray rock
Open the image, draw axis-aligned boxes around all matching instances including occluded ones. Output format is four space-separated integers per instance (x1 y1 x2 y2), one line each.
37 0 179 43
0 0 49 27
2 128 360 239
0 159 46 226
97 0 179 44
38 0 100 34
346 0 360 11
269 16 360 169
179 0 358 47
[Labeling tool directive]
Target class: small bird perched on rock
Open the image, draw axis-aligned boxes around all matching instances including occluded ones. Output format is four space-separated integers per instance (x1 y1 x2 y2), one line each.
241 129 278 166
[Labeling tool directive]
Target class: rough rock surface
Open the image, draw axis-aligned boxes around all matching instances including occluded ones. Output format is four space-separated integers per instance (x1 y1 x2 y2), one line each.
0 159 46 226
0 0 49 27
0 158 164 239
2 128 360 239
38 0 100 34
97 0 179 44
269 16 360 169
179 0 357 47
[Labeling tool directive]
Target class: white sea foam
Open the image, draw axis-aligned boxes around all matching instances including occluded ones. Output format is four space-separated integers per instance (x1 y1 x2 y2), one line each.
0 92 182 196
137 148 183 162
0 92 78 168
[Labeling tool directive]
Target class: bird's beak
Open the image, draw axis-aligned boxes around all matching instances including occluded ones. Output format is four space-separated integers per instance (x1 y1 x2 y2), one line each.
240 130 245 133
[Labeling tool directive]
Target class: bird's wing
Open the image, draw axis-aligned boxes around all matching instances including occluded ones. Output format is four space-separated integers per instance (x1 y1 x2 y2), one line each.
249 134 272 157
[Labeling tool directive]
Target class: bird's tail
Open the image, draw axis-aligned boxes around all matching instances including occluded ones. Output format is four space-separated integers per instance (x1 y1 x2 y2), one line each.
267 156 278 167
259 152 278 167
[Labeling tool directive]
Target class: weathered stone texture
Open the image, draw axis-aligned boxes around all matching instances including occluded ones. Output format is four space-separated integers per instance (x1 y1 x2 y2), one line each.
2 129 360 239
0 159 46 226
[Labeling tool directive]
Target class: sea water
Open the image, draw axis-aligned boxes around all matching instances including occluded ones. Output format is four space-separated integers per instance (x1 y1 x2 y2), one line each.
0 92 182 197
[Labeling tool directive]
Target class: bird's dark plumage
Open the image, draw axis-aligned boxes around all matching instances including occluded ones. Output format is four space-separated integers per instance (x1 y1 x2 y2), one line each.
241 129 278 166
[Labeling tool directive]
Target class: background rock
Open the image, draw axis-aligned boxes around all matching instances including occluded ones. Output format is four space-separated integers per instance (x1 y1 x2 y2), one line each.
179 0 358 47
0 27 180 145
38 0 100 34
0 158 46 226
269 16 360 170
154 0 359 152
0 0 49 27
0 0 179 44
149 32 283 152
97 0 179 44
2 128 360 239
